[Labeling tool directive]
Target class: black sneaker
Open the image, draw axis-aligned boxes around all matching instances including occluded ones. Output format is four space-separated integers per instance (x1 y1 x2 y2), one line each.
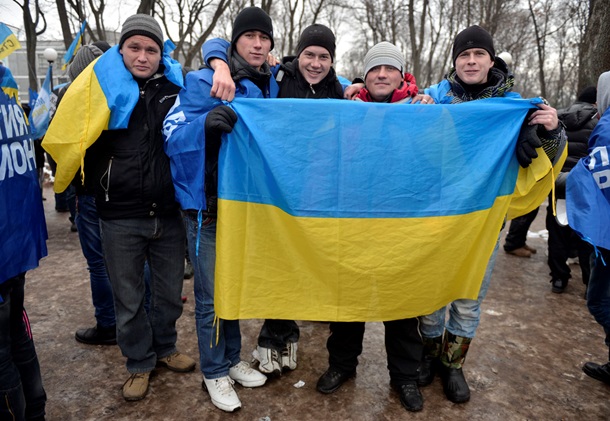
316 367 355 394
391 381 423 412
75 325 117 345
551 278 567 294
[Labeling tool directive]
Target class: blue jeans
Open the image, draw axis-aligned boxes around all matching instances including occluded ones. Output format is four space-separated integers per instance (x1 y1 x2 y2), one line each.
183 214 241 379
420 238 500 339
75 194 115 328
587 248 610 347
100 214 185 373
0 274 46 421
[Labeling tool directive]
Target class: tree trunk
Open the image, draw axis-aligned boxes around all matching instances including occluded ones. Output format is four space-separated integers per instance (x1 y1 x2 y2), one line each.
56 0 73 49
579 0 610 90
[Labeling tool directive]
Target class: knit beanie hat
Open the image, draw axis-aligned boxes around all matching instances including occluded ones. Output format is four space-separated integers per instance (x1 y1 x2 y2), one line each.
577 86 597 104
452 25 495 65
362 42 405 79
67 41 111 81
295 24 336 61
119 14 164 51
231 7 274 50
597 71 610 116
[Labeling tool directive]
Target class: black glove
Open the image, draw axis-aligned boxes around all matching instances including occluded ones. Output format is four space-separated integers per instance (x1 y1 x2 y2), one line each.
204 105 238 138
516 123 542 168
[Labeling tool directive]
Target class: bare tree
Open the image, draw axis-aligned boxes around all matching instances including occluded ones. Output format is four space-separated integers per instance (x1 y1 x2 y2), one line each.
13 0 47 91
579 0 610 90
154 0 232 68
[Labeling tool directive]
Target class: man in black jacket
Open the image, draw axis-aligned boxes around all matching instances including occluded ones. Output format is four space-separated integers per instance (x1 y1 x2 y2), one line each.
83 14 195 401
546 86 597 293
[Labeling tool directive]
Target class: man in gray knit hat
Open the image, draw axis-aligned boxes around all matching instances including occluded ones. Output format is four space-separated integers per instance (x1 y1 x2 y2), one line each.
80 13 195 401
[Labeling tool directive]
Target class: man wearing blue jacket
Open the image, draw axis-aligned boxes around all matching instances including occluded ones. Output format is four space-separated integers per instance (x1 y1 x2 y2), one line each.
163 6 277 413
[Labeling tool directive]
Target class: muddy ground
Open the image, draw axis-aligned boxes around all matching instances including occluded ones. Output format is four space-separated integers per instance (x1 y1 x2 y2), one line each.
23 186 610 420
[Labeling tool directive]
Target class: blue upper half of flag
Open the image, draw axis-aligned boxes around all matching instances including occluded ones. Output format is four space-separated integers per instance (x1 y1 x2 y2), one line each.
218 97 536 218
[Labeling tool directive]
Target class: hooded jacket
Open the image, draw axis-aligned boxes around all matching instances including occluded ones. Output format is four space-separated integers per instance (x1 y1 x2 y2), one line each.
558 102 598 172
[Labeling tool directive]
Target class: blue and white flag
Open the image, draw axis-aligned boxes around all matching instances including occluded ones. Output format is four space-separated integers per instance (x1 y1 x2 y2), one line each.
567 111 610 251
29 65 52 139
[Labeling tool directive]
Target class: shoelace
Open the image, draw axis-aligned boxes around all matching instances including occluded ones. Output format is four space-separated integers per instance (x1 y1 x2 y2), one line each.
214 377 235 395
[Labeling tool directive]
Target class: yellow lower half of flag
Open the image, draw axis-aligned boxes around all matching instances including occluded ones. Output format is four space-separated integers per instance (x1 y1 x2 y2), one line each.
215 196 511 322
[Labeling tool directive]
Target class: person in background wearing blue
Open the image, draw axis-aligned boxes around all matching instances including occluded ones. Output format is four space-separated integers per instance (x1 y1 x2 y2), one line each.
418 25 566 404
163 7 276 413
0 62 48 421
578 71 610 386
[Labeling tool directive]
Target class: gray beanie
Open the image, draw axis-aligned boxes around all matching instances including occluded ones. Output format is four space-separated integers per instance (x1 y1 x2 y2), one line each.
67 42 110 81
598 71 610 117
362 42 405 79
119 14 164 51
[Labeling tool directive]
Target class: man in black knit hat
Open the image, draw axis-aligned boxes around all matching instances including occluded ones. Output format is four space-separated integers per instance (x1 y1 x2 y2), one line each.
199 22 345 378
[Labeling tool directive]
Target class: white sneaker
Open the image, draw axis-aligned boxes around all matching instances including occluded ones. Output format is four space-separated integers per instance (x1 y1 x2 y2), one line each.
254 346 281 375
281 342 298 371
229 361 267 388
202 375 241 412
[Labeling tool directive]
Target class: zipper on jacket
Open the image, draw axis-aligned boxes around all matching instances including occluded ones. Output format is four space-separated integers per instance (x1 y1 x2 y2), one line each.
309 84 316 94
159 93 178 103
102 157 113 202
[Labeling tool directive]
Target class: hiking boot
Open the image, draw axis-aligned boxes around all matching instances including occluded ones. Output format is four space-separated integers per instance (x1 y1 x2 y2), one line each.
202 376 241 412
122 372 151 401
551 278 567 294
505 247 532 258
254 346 281 376
157 352 196 372
229 361 267 388
281 342 298 372
391 381 424 412
75 324 117 345
316 367 355 394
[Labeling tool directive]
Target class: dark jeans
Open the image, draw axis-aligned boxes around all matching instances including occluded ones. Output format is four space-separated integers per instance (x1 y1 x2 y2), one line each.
100 215 186 372
258 319 300 351
0 274 46 421
75 194 116 328
327 319 423 384
587 249 610 347
546 202 592 284
503 208 539 251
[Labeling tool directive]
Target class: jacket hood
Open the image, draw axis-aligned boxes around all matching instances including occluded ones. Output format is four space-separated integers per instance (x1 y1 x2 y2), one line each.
558 102 598 131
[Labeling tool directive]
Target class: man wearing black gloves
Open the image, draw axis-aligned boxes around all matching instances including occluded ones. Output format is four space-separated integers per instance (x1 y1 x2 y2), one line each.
163 6 277 413
418 25 566 404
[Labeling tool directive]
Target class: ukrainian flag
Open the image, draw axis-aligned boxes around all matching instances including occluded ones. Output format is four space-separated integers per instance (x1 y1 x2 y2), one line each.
214 97 563 322
0 23 21 60
62 21 87 70
42 41 183 193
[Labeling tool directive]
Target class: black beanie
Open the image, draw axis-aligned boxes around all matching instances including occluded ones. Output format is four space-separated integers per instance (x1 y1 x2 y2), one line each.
577 86 597 104
119 14 164 51
231 7 274 50
452 25 495 65
295 24 336 61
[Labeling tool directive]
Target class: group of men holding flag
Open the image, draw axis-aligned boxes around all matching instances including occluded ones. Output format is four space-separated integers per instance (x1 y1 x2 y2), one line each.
1 5 610 418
